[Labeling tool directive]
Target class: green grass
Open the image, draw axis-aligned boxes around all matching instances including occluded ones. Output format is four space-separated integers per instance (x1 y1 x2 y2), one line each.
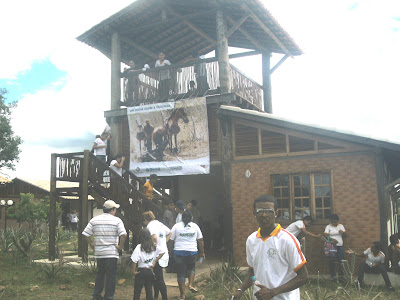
1 229 400 299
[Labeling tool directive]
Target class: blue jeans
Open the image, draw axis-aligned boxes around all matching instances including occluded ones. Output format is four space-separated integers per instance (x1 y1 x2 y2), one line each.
93 258 118 300
329 246 344 278
174 254 197 283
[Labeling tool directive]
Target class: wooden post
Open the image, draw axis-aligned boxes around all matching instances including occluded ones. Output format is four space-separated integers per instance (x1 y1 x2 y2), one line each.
78 150 89 261
48 154 57 261
220 116 234 256
216 8 230 94
110 32 122 158
262 51 272 113
375 150 389 250
111 31 121 110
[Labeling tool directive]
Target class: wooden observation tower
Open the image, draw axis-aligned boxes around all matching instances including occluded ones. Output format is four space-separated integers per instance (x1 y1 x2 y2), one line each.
48 0 302 261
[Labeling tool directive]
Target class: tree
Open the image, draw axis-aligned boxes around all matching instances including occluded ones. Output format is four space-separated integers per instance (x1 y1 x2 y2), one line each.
0 88 22 170
7 193 61 230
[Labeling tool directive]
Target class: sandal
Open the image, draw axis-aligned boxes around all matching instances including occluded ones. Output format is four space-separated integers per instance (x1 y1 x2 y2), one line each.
188 286 198 293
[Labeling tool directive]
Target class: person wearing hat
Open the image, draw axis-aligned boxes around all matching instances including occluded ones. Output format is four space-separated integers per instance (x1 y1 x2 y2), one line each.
83 200 127 300
175 200 186 224
143 174 158 200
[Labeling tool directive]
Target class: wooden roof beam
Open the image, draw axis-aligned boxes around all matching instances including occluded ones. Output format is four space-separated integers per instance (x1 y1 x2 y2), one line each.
121 37 158 60
226 13 250 38
163 6 216 44
226 15 266 51
242 4 292 56
121 11 211 35
271 54 289 74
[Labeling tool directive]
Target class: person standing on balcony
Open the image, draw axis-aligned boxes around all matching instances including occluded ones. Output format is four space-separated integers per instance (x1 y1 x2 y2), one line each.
83 200 127 300
93 132 108 182
193 52 209 94
93 132 108 164
155 52 171 98
120 60 140 105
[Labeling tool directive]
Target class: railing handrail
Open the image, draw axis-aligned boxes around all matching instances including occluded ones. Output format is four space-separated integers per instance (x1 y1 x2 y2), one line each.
54 152 85 158
121 57 219 77
88 153 163 213
230 64 262 88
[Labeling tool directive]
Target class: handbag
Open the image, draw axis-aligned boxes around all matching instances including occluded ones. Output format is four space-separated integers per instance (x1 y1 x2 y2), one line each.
324 240 337 257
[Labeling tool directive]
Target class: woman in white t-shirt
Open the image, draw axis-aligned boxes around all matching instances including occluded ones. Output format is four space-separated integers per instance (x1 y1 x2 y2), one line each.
131 228 165 300
92 132 108 163
171 210 205 299
346 242 394 291
109 154 125 177
323 214 346 279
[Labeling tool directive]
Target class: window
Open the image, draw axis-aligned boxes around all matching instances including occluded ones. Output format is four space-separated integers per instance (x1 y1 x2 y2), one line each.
271 172 332 221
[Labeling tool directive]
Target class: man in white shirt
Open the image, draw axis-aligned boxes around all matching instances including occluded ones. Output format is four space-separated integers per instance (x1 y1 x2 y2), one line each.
83 200 127 300
143 211 171 300
286 216 321 240
109 154 125 177
347 241 394 291
232 195 308 300
155 52 171 97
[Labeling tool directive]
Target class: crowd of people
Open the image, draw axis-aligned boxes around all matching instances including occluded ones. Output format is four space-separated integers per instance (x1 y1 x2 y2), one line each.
81 186 400 299
83 193 205 300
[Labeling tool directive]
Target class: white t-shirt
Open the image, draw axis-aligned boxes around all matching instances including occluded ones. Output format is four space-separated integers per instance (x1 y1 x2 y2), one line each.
364 248 385 266
147 220 171 253
246 225 306 300
155 59 171 80
324 224 346 246
131 244 164 269
285 220 305 237
70 213 78 223
176 213 182 224
94 138 106 156
109 160 122 176
171 222 203 252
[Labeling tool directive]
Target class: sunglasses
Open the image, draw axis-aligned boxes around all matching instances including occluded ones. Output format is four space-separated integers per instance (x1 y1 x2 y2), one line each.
255 208 275 215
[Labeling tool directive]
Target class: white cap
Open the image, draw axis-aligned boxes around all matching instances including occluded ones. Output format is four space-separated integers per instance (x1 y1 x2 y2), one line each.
103 200 120 209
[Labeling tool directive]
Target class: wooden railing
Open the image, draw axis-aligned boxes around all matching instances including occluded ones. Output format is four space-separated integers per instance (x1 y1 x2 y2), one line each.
121 59 263 109
87 153 163 227
230 64 263 109
53 152 164 231
55 152 84 182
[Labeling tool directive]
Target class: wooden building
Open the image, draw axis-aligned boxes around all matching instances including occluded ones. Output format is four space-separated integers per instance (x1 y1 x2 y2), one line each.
47 0 400 273
0 178 52 230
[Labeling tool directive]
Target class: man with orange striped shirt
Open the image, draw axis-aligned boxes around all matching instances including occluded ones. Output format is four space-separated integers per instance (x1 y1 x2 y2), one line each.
232 195 308 300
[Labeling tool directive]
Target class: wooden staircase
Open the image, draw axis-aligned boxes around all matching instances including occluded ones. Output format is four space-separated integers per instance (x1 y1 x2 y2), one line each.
48 150 165 260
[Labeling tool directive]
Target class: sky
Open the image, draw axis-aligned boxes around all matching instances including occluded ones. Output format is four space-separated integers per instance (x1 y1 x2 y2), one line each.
0 0 399 181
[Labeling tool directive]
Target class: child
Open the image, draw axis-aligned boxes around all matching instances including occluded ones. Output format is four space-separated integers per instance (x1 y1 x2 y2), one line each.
131 228 165 300
346 241 394 291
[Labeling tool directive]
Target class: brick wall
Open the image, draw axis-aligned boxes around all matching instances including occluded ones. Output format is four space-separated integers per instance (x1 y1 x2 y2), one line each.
231 153 379 274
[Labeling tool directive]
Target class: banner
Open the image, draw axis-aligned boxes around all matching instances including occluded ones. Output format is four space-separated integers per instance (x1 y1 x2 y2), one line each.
127 98 210 177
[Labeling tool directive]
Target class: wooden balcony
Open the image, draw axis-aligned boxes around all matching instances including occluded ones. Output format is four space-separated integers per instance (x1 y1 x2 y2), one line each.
120 58 263 111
